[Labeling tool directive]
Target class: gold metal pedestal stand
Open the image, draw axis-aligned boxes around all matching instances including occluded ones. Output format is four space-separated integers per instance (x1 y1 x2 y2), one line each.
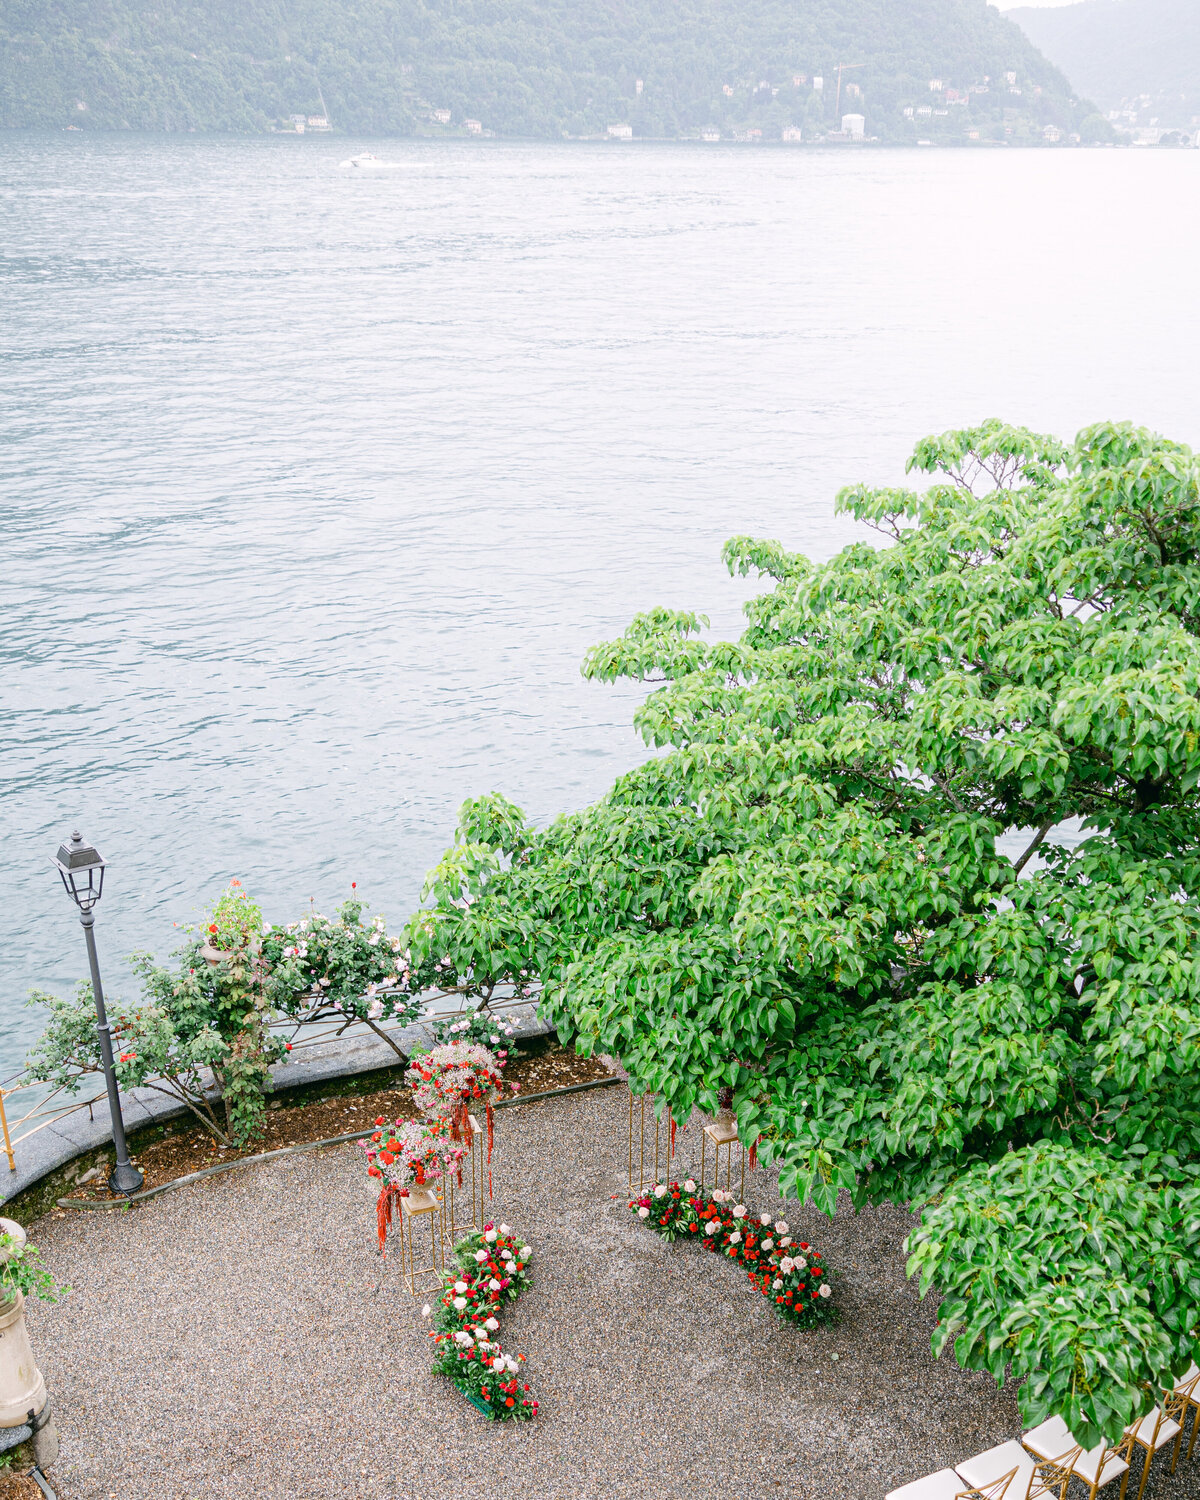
627 1090 677 1195
444 1113 485 1241
700 1115 746 1201
398 1185 446 1295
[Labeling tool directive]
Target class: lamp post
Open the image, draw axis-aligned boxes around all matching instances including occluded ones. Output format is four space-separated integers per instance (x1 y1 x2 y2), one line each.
51 831 143 1196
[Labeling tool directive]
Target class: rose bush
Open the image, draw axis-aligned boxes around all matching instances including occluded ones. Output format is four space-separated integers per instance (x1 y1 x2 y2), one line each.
262 897 427 1056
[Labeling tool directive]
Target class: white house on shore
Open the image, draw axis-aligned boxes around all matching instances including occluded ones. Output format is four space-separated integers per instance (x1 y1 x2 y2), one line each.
608 123 633 139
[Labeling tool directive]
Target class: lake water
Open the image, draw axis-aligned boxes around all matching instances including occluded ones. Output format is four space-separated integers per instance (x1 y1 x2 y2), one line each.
2 133 1199 1082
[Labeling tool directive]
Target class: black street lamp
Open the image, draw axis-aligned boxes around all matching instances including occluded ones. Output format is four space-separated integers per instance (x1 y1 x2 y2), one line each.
51 831 144 1196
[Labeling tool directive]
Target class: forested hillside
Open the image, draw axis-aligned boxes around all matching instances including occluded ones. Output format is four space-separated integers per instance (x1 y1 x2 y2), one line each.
1007 0 1199 128
1 0 1094 142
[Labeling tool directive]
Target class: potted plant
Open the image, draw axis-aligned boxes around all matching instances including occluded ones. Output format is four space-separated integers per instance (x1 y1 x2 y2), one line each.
0 1219 65 1469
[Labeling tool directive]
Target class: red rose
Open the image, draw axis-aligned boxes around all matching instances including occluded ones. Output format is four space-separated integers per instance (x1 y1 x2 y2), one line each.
368 1166 381 1178
505 1397 515 1408
374 1116 385 1126
379 1151 394 1165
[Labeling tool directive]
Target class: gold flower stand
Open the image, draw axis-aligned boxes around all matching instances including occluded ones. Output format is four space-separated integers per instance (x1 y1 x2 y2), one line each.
444 1113 485 1241
699 1114 746 1201
397 1185 447 1295
626 1090 678 1195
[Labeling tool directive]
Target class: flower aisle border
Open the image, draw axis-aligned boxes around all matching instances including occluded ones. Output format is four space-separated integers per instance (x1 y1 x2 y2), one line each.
629 1180 837 1328
423 1221 539 1421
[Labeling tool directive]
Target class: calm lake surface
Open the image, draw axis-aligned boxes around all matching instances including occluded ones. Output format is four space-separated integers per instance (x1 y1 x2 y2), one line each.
2 134 1199 1081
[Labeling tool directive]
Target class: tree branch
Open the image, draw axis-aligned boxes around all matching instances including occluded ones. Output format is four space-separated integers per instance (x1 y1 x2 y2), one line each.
1012 821 1054 877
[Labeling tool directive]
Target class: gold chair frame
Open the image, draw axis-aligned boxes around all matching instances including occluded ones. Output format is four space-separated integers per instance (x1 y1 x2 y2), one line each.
1180 1368 1200 1463
960 1466 1019 1499
1129 1387 1192 1500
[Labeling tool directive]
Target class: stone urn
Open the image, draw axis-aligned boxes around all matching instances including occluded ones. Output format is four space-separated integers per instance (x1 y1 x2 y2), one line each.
404 1185 441 1217
0 1217 58 1471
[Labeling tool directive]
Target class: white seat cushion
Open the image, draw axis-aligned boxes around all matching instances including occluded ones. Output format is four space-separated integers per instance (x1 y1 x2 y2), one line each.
1023 1417 1128 1489
956 1440 1037 1493
886 1469 971 1500
1022 1416 1075 1461
1126 1406 1182 1451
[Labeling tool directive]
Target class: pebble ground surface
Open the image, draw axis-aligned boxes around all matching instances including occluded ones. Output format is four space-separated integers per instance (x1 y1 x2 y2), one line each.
27 1086 1200 1500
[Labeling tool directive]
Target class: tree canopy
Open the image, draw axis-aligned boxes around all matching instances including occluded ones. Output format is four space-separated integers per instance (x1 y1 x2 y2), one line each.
405 419 1200 1446
2 0 1088 143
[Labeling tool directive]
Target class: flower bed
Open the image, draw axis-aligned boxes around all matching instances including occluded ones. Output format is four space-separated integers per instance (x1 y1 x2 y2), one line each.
424 1222 538 1420
630 1181 836 1328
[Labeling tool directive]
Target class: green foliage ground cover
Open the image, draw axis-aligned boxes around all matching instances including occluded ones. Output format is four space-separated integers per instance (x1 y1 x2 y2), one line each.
2 0 1088 141
404 420 1200 1445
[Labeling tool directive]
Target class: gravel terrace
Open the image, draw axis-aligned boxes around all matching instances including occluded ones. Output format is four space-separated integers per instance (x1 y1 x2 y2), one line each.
25 1087 1200 1500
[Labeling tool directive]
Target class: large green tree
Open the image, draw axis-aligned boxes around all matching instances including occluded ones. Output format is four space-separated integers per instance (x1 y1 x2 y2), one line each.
406 420 1200 1446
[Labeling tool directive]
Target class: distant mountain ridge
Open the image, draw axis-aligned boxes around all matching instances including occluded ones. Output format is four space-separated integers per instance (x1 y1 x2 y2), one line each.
1 0 1094 142
1006 0 1200 126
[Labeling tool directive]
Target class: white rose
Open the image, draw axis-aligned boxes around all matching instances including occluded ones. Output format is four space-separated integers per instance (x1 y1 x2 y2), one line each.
772 1278 783 1290
780 1257 795 1274
500 1249 513 1261
654 1184 668 1198
520 1246 532 1259
730 1231 742 1244
484 1317 499 1331
779 1237 792 1248
492 1357 505 1371
484 1229 498 1242
762 1238 774 1251
775 1221 789 1235
475 1250 488 1263
684 1180 696 1192
505 1357 519 1373
499 1224 512 1235
637 1206 650 1218
421 1304 431 1318
760 1212 772 1226
454 1281 468 1294
819 1283 832 1298
454 1330 472 1345
712 1189 727 1203
453 1297 467 1310
733 1204 746 1219
704 1222 718 1235
488 1278 501 1290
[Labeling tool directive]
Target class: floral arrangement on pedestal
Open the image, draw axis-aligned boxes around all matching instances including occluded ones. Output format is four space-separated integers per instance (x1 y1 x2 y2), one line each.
629 1181 836 1328
406 1042 511 1139
423 1222 538 1420
406 1040 516 1194
363 1116 467 1252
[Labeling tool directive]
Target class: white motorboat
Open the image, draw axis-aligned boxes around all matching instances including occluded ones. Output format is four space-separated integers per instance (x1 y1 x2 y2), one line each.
340 152 387 168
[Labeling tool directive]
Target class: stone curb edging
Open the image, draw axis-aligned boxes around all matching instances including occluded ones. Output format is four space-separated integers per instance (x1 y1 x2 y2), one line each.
56 1075 623 1211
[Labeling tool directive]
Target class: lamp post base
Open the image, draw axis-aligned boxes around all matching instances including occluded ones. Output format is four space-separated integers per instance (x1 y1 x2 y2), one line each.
108 1161 144 1196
